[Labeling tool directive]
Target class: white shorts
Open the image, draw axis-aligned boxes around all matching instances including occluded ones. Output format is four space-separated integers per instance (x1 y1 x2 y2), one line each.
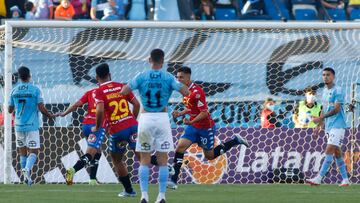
135 112 174 153
15 130 40 149
326 128 345 147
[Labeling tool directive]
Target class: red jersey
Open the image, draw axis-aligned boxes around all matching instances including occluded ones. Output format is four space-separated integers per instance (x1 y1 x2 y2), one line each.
78 89 97 125
183 83 215 129
93 81 138 134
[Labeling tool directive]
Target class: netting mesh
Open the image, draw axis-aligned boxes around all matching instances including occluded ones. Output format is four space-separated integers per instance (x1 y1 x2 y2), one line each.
0 25 359 184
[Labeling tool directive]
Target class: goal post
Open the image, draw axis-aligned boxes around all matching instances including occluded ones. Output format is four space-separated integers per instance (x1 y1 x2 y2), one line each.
1 20 359 184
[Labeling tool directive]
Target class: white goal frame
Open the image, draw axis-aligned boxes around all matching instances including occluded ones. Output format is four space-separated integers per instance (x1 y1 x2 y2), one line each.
2 20 360 184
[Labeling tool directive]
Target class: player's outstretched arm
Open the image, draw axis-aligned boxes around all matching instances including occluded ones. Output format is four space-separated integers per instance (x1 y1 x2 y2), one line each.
129 97 140 119
38 103 55 118
57 101 83 117
172 108 190 119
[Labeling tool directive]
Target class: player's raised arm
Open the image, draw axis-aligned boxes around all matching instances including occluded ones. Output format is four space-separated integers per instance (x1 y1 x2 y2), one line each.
58 101 84 117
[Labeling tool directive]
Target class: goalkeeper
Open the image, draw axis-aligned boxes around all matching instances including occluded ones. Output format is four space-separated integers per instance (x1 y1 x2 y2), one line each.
292 87 322 128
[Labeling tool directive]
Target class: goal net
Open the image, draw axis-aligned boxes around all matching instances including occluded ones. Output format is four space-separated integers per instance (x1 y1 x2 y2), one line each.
0 21 359 184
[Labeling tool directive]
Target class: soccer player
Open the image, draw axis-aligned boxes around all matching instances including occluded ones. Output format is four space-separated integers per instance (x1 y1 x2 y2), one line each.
59 88 106 185
167 66 249 189
8 66 55 186
306 67 349 187
91 63 142 197
121 49 189 203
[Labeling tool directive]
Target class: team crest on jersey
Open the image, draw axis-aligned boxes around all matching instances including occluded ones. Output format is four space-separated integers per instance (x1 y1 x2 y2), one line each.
195 94 200 99
88 134 97 143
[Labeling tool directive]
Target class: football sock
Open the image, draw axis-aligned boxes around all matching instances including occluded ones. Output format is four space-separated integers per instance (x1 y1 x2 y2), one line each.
89 153 101 179
335 157 349 180
25 153 37 171
20 155 28 169
319 154 333 177
119 174 134 193
139 165 149 194
159 166 168 193
171 152 184 183
73 153 92 172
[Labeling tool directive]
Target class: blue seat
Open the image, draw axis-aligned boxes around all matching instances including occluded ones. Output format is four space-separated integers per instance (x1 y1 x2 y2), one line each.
215 6 237 20
350 9 360 20
327 9 346 20
294 9 318 20
264 0 290 20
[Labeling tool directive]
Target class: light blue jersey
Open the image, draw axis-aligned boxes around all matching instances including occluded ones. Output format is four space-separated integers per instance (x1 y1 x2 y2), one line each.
129 69 183 112
321 85 347 132
9 82 43 132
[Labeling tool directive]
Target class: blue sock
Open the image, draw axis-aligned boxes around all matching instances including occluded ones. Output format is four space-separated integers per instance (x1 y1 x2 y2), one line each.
139 165 149 193
319 154 333 177
336 157 348 180
20 155 28 169
159 166 169 193
25 153 37 171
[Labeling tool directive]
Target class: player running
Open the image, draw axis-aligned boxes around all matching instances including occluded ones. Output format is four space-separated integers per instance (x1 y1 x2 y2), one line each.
167 66 249 189
8 66 56 186
121 49 189 203
306 67 350 187
92 63 142 197
60 88 106 185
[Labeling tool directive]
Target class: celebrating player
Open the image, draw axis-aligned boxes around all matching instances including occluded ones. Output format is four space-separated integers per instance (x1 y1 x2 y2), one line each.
60 88 106 185
306 67 349 186
8 66 56 186
167 66 249 189
92 63 141 197
121 49 189 203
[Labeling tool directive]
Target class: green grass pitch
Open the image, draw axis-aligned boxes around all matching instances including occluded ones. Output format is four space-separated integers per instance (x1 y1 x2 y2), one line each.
0 184 359 203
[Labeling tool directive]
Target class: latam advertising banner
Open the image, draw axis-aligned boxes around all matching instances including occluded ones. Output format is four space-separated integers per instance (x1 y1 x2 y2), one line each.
1 127 359 184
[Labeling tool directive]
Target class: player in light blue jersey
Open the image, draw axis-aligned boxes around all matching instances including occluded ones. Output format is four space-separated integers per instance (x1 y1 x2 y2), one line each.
8 66 55 186
121 49 189 203
306 67 349 187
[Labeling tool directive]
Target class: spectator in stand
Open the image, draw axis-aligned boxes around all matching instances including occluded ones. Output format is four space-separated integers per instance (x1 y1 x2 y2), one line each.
55 0 75 20
101 6 119 20
347 0 360 15
91 0 124 20
194 0 215 20
29 0 54 19
0 0 27 19
321 0 344 9
154 0 181 20
261 98 280 128
124 0 152 20
24 1 36 20
10 5 22 19
292 87 322 128
71 0 91 19
177 0 195 20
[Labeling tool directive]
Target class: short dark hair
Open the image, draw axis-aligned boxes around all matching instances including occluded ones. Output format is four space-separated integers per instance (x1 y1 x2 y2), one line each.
177 66 191 75
96 63 110 79
24 1 34 12
323 67 335 75
18 66 30 81
304 86 316 94
150 49 164 63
